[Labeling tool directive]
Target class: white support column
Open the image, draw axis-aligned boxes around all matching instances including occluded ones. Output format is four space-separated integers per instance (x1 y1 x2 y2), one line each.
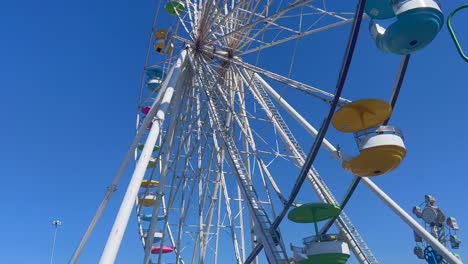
144 62 188 264
99 49 187 264
69 64 174 264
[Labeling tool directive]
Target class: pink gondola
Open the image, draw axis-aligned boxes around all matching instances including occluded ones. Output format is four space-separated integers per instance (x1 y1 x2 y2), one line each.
151 245 174 254
141 106 151 115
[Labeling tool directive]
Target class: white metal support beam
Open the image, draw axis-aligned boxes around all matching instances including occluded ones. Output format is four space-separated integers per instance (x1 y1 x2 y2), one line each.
99 49 188 264
68 59 175 264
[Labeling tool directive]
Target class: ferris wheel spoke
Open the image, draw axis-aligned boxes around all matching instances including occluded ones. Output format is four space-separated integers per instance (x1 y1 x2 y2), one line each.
198 149 219 263
161 198 180 259
207 64 293 253
235 11 303 51
206 0 312 46
198 0 246 42
203 62 301 217
228 57 352 104
162 154 195 263
183 0 199 36
202 102 243 263
160 84 221 264
199 121 232 264
306 4 354 21
231 71 293 256
144 68 211 264
204 63 287 160
239 16 356 55
236 91 288 206
187 141 213 263
175 11 196 41
189 54 289 262
173 176 194 262
168 140 207 263
221 173 244 263
225 0 266 48
192 94 212 264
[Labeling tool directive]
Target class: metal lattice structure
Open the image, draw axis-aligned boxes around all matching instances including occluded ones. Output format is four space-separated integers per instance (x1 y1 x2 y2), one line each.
69 1 463 264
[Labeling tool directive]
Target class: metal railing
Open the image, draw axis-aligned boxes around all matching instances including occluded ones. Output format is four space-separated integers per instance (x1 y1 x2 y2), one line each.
448 5 468 62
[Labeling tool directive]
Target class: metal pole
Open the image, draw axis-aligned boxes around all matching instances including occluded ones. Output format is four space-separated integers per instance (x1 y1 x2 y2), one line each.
143 67 187 264
69 65 174 264
361 178 462 264
50 220 62 264
50 228 58 264
99 49 187 264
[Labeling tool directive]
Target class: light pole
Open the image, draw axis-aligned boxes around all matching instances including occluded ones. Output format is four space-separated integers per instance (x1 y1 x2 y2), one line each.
50 220 62 264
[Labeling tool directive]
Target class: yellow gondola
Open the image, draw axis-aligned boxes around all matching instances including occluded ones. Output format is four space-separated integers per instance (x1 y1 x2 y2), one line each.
141 180 160 188
139 193 157 207
153 29 174 54
332 99 406 177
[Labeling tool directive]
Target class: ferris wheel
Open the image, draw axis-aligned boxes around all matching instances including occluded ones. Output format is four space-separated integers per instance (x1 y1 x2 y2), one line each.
69 1 463 264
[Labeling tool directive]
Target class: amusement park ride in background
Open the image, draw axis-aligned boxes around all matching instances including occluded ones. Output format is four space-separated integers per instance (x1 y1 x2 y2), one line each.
412 195 462 264
68 0 467 263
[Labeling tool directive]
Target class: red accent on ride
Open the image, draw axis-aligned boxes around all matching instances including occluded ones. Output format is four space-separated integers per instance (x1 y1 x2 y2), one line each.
141 106 151 115
151 245 174 254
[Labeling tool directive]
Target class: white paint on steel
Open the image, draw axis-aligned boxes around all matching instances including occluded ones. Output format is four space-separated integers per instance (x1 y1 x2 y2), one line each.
99 50 187 264
361 178 463 264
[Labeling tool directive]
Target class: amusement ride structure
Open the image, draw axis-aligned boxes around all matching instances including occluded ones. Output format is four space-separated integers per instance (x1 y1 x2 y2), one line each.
412 195 462 264
69 0 465 263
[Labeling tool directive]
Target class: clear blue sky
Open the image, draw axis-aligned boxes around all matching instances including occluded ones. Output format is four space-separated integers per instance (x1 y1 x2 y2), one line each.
0 0 467 263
